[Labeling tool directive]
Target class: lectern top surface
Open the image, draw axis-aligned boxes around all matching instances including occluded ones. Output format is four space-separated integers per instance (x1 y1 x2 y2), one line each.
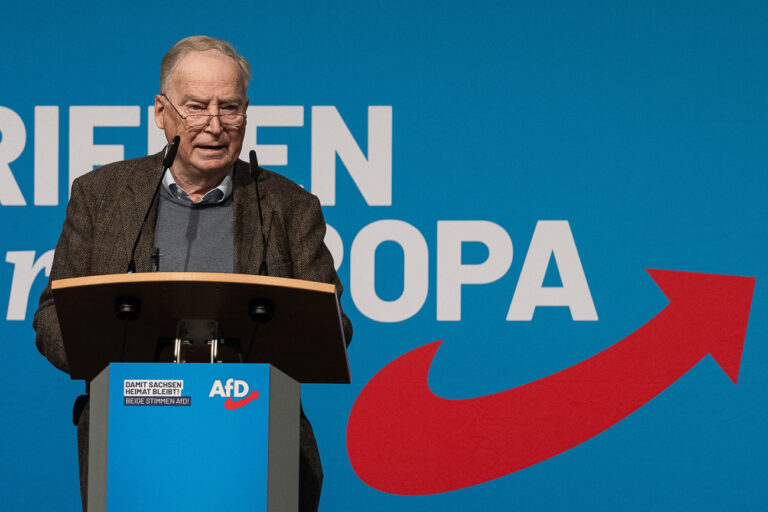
52 271 336 295
52 272 350 383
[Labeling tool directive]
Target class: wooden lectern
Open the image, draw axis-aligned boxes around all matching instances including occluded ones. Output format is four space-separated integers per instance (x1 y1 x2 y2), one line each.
51 272 350 512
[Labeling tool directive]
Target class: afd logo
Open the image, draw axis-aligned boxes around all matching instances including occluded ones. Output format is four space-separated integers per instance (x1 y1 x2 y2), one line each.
347 270 756 495
208 379 259 410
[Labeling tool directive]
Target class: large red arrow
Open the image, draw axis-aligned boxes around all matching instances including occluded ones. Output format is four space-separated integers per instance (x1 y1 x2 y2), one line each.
346 269 755 495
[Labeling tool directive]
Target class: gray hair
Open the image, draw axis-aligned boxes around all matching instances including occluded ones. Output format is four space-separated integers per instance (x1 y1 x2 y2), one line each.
160 36 252 94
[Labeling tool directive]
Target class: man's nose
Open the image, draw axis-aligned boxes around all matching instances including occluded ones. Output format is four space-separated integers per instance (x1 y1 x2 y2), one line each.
205 114 224 134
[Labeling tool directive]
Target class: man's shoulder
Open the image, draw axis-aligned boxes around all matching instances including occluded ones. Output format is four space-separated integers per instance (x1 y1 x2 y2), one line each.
261 167 315 201
234 159 317 205
73 153 164 190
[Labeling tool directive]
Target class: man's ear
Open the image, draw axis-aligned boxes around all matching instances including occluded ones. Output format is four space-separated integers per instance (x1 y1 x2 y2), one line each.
154 94 166 130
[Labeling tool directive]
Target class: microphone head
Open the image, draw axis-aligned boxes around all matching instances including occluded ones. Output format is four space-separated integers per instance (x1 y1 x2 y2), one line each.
162 135 181 169
249 150 260 179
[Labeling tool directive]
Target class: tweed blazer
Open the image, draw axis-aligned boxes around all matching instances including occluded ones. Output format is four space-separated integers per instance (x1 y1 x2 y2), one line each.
33 151 351 512
34 151 352 370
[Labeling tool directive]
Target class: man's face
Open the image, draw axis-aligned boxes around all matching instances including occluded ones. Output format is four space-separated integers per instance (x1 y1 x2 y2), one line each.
154 50 248 184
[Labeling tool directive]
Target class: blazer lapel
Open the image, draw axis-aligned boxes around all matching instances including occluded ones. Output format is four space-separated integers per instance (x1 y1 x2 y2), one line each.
233 160 273 274
118 153 164 273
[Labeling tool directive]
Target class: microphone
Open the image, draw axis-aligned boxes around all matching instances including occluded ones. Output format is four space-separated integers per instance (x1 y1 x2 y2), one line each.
126 135 180 273
248 150 269 276
162 136 180 169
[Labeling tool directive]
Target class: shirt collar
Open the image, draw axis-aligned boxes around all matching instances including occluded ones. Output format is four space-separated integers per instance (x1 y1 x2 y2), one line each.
162 169 233 206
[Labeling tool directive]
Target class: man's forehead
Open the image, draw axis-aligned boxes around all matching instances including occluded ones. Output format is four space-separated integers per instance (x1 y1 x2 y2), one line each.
166 78 247 102
167 50 246 95
178 90 246 103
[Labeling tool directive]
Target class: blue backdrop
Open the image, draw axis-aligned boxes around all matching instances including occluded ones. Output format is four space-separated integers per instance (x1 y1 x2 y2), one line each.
1 1 766 510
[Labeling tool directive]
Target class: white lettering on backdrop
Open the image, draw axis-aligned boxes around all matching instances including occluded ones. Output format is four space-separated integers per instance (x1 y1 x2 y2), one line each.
1 105 596 323
5 250 54 321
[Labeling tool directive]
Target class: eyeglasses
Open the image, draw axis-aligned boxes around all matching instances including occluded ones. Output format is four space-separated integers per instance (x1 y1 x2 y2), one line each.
162 94 246 129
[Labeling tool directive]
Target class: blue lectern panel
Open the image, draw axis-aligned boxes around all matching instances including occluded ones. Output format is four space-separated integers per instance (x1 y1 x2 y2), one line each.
106 363 270 511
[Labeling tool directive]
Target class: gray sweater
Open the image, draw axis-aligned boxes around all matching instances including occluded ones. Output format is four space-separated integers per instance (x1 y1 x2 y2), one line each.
153 190 234 272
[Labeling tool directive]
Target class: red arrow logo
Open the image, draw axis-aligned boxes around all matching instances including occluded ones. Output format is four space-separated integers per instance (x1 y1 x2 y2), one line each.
224 391 259 410
346 269 755 495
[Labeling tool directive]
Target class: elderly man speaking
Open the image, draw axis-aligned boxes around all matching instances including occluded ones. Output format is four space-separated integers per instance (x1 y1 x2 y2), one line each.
33 35 352 512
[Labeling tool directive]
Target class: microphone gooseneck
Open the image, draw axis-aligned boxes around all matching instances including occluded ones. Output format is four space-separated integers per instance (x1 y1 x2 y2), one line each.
248 150 269 276
126 135 180 273
162 136 180 169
